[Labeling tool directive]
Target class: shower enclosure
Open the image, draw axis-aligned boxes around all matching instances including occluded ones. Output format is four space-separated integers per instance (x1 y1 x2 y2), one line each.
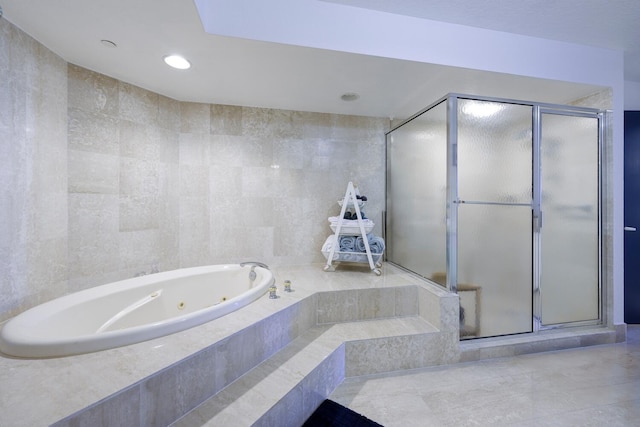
386 94 604 339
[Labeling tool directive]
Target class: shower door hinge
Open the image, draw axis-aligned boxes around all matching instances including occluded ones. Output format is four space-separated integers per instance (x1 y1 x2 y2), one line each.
534 210 543 230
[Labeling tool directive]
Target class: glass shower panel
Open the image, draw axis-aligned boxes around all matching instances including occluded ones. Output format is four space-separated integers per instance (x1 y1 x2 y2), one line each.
457 100 533 204
457 99 533 338
458 204 533 337
386 101 447 283
540 113 599 325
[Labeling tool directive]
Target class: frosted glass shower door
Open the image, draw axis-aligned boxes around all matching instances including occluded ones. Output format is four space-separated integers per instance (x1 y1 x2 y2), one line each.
457 100 533 338
539 112 599 325
386 101 447 282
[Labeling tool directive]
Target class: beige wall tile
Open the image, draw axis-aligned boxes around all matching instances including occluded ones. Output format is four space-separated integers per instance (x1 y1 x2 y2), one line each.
68 193 119 278
180 102 210 134
158 95 181 132
0 19 69 321
119 82 159 125
68 107 119 155
211 104 242 136
67 64 119 115
68 150 119 194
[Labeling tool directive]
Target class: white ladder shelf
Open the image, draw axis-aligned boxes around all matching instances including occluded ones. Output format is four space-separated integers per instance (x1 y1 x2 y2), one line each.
323 182 382 275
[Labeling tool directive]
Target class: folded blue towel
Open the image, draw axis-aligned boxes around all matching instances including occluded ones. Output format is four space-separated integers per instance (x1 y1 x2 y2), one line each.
368 235 385 254
339 235 357 251
343 210 367 220
355 234 385 254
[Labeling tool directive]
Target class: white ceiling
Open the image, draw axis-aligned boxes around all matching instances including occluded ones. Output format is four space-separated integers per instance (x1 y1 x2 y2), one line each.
326 0 640 82
2 0 638 119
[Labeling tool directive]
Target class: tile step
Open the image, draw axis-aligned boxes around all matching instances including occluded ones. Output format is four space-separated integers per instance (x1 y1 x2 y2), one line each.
172 316 439 426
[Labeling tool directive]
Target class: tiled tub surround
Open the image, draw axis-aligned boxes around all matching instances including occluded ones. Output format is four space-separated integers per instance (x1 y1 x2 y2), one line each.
0 264 458 426
1 263 619 427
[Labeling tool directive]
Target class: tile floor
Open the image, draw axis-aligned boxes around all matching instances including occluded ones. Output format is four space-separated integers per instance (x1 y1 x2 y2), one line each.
330 325 640 427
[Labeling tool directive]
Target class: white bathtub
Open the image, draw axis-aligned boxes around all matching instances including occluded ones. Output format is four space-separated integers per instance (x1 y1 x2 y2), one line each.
0 263 274 358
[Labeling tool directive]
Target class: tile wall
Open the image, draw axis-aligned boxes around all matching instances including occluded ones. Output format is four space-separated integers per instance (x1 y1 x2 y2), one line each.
67 64 388 291
0 19 388 322
0 19 69 321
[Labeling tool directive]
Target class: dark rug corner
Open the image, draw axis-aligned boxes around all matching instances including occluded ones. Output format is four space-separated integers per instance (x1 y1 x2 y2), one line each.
303 399 384 427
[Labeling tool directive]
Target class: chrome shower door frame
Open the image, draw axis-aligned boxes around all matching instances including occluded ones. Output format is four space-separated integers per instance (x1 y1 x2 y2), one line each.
385 93 605 339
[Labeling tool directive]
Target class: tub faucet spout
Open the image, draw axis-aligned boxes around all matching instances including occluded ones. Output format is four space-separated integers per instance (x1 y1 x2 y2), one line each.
240 261 269 269
240 261 270 281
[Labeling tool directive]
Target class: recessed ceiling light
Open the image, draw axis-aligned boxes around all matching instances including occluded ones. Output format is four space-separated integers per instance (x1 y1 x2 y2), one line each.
100 40 117 48
163 54 191 70
340 92 360 102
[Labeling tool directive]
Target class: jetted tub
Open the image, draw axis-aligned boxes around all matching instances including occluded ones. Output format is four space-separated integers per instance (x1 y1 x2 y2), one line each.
0 263 274 358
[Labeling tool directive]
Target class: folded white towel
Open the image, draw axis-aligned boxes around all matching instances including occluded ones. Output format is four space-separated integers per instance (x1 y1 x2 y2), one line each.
328 216 374 226
321 235 340 260
321 235 333 251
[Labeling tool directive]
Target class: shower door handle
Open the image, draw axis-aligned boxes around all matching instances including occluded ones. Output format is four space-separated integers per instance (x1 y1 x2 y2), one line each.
625 226 637 232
